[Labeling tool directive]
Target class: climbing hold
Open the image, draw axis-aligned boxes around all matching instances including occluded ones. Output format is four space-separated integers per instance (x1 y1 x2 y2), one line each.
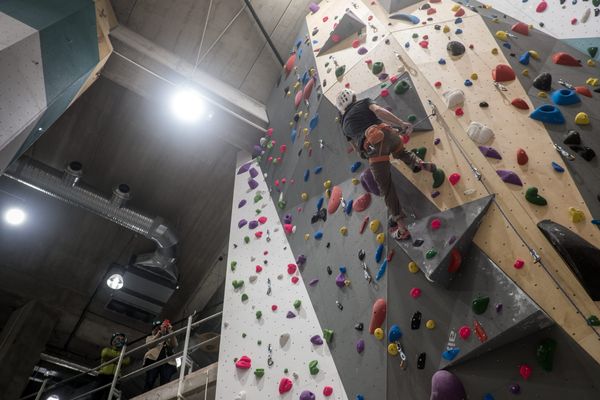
509 383 521 394
353 193 371 212
375 260 387 281
426 249 438 259
496 170 523 186
300 391 315 400
464 79 472 87
575 86 592 97
447 41 466 56
238 219 248 229
491 48 499 55
410 287 422 298
537 338 556 371
432 169 445 188
448 173 461 186
472 295 490 314
536 1 547 12
373 328 384 340
408 261 420 273
519 51 530 65
587 315 600 326
356 339 365 353
372 61 384 75
293 299 301 309
467 122 494 144
248 220 258 230
514 259 525 269
442 89 465 108
419 40 429 48
533 72 552 91
369 299 387 333
552 52 581 67
376 233 385 244
241 293 248 302
551 161 564 172
339 226 348 236
431 218 442 230
511 21 529 35
350 161 362 173
479 101 488 108
479 146 502 159
375 244 384 263
587 77 600 86
255 310 262 319
511 98 529 110
327 186 342 214
287 264 297 275
370 219 381 233
323 386 333 397
441 348 460 361
394 80 410 95
323 328 334 343
235 355 252 369
448 249 462 273
519 364 532 380
458 326 471 339
516 148 529 166
495 31 509 41
278 377 293 394
388 324 402 342
575 112 590 125
492 64 516 82
232 280 244 289
530 104 565 124
335 65 346 78
569 207 585 223
308 360 319 375
426 320 436 329
454 108 464 117
254 368 264 378
526 187 547 206
390 12 420 24
388 343 399 356
551 89 580 105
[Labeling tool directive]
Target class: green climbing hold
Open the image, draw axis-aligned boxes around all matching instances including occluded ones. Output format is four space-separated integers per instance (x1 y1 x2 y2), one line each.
426 249 438 259
254 368 265 378
231 261 237 271
324 62 330 68
412 33 419 39
433 168 445 188
411 147 427 160
536 338 557 371
232 280 244 289
335 65 346 78
241 293 248 302
588 46 598 59
256 310 262 319
472 295 490 315
323 329 334 343
255 209 261 215
293 299 302 309
244 236 250 244
284 368 289 374
257 340 262 346
587 315 600 326
394 80 410 95
278 199 287 209
254 193 263 203
309 360 319 375
593 0 600 8
407 114 417 123
525 187 547 206
372 61 384 75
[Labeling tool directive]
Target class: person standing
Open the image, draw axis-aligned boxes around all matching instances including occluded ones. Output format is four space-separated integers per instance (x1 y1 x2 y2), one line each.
93 333 130 400
143 320 178 391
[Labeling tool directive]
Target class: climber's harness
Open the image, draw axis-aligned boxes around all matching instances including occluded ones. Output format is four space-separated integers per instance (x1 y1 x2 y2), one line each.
363 123 405 164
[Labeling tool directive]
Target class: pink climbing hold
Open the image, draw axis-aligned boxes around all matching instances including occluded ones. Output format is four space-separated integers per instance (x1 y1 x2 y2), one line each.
455 107 464 116
294 90 304 108
272 304 278 311
514 258 525 269
276 156 282 163
536 1 547 13
369 298 387 334
323 386 333 396
235 355 252 369
352 39 360 48
266 127 273 136
304 78 315 100
283 224 295 235
280 144 287 153
258 216 267 224
322 16 328 22
449 173 461 186
419 40 429 49
519 364 532 380
255 231 262 238
291 276 299 284
331 33 341 43
287 263 297 275
459 326 471 340
279 377 293 394
256 265 263 273
427 7 437 15
390 75 398 84
431 218 442 230
410 287 422 299
381 89 390 97
281 178 286 184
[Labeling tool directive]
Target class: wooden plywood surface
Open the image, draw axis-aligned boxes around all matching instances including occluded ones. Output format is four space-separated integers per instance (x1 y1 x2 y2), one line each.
309 0 600 364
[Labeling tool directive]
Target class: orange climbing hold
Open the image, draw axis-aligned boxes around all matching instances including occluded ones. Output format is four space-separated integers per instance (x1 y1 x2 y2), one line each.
284 52 296 76
492 64 516 82
511 21 529 36
552 52 581 66
369 299 387 334
575 86 592 97
327 186 343 214
511 98 529 110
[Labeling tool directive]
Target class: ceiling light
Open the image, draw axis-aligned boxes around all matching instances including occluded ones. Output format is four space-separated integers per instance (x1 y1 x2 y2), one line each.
4 207 26 226
170 88 204 123
106 273 124 290
47 396 60 400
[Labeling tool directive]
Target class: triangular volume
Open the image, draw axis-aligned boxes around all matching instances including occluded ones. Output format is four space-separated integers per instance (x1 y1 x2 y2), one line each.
317 10 366 56
217 154 348 400
379 0 422 14
358 72 434 132
394 195 495 286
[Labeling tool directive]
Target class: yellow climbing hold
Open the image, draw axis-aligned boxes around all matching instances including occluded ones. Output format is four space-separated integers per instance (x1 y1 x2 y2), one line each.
495 31 508 41
340 226 348 236
568 207 585 223
323 180 332 189
537 92 548 98
426 320 436 329
374 328 384 340
370 219 381 233
470 73 478 80
575 112 590 125
388 343 399 356
325 188 331 198
289 121 294 126
344 279 351 287
586 77 599 86
522 69 529 77
293 82 301 90
303 127 309 134
301 192 308 201
528 50 540 60
588 59 597 67
443 25 450 34
304 141 311 148
304 233 310 240
298 111 303 117
352 178 360 185
376 233 385 244
451 4 461 11
491 48 499 55
408 261 420 273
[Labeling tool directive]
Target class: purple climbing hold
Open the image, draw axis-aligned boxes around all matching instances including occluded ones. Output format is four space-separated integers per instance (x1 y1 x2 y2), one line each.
284 214 293 224
361 169 380 196
430 370 467 400
496 170 523 186
310 335 323 345
335 272 346 288
252 145 262 157
434 138 441 145
447 235 457 245
238 199 247 208
296 254 307 267
379 73 389 81
248 179 259 190
308 2 319 13
309 278 319 286
431 191 441 198
356 339 365 353
248 220 259 230
300 391 316 400
237 162 251 174
495 303 503 312
249 167 258 178
358 47 368 55
478 146 502 159
286 311 296 318
509 383 520 394
238 219 248 228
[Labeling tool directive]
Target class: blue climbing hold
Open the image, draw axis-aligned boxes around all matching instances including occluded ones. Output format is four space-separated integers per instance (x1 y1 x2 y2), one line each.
389 12 420 24
314 166 323 174
551 89 581 106
483 394 495 400
464 79 473 86
309 114 319 130
503 42 511 49
591 219 600 226
304 169 310 182
350 161 362 173
345 199 353 215
314 230 323 240
375 244 384 263
455 28 463 34
551 161 565 172
530 104 566 124
375 260 387 281
356 396 365 400
455 17 463 24
291 128 297 143
295 39 302 49
405 42 410 48
442 347 460 361
301 71 309 85
519 51 530 65
297 48 303 58
316 196 324 210
388 324 402 342
438 58 446 65
339 266 347 274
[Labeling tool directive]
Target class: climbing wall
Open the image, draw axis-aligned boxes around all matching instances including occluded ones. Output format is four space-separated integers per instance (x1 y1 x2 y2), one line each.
216 153 348 400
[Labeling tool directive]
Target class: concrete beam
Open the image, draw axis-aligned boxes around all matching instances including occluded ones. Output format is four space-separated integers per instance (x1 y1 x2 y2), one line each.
103 26 269 135
131 362 217 400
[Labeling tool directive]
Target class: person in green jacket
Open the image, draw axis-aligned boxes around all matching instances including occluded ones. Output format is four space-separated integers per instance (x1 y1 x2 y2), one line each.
92 333 130 400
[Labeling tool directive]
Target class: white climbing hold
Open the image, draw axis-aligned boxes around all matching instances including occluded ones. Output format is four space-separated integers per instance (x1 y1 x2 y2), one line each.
280 333 290 347
442 89 465 108
467 122 495 144
464 189 476 196
582 8 591 23
234 391 246 400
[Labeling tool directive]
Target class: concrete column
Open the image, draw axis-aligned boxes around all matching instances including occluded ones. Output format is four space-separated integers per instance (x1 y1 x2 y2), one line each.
0 300 56 399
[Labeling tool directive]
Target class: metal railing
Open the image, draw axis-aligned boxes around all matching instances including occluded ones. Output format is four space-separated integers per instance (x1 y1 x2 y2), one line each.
22 311 222 400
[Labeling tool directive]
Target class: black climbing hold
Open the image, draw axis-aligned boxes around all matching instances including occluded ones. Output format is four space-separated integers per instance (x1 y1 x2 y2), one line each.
417 353 426 369
355 322 364 331
326 242 331 248
385 39 390 45
421 3 431 9
411 311 422 329
510 53 516 57
327 266 332 275
413 239 424 247
479 101 489 108
533 73 552 91
434 25 441 30
358 249 366 261
311 208 327 224
233 244 238 248
538 220 600 301
447 41 466 56
594 87 600 93
539 22 545 27
570 146 596 161
563 130 581 145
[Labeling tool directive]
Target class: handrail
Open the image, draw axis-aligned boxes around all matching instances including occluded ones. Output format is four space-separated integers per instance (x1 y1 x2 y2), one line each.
21 311 222 400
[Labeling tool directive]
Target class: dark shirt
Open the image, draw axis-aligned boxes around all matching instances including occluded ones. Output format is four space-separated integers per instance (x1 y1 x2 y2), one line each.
341 98 381 143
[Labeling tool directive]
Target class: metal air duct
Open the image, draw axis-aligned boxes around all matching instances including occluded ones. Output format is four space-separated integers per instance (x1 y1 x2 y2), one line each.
3 156 179 281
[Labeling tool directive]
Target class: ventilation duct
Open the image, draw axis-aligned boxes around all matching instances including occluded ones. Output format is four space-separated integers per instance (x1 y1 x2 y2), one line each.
3 157 178 281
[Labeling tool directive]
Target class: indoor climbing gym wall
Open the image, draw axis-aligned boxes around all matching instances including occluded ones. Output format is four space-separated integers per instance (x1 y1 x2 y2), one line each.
218 0 600 399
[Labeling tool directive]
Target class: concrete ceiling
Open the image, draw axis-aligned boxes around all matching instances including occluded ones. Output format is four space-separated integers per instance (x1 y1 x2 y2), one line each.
0 0 313 370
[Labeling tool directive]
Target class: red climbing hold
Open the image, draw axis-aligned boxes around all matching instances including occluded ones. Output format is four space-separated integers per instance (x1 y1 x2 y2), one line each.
511 98 529 110
322 16 328 22
511 21 529 36
390 75 398 84
303 78 315 100
360 216 369 234
369 298 387 334
258 216 267 224
431 218 442 230
352 39 360 48
519 364 532 380
235 355 252 369
284 52 296 76
280 144 287 154
279 377 293 394
455 107 464 116
454 8 465 17
353 193 372 212
434 81 442 88
449 173 461 185
323 386 333 396
552 52 581 67
328 186 343 214
284 224 295 235
492 64 516 82
331 33 341 43
271 304 278 311
294 90 303 108
571 18 577 25
410 287 422 298
291 276 299 284
448 248 462 273
381 89 390 97
255 231 263 238
575 86 592 97
517 148 528 165
419 40 429 49
427 8 437 15
287 263 297 275
536 1 547 13
256 265 263 273
459 325 471 339
266 128 273 137
514 258 525 269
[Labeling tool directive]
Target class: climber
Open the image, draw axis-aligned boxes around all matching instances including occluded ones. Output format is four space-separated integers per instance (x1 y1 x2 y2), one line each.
143 319 178 391
92 333 130 400
337 88 436 240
